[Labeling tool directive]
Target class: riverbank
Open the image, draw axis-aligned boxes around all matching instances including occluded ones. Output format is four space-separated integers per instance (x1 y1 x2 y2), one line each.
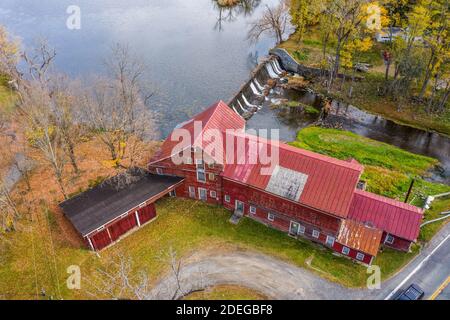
277 32 450 136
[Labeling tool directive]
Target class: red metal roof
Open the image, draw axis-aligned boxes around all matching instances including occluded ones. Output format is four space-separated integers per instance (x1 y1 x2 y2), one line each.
337 220 383 257
348 190 424 242
222 132 363 218
150 101 245 164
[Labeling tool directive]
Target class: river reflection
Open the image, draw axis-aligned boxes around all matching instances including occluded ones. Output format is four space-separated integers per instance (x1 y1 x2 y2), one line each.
1 0 277 137
212 0 262 31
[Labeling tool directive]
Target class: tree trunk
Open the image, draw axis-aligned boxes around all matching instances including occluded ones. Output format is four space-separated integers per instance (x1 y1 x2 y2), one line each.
419 55 436 100
65 138 79 174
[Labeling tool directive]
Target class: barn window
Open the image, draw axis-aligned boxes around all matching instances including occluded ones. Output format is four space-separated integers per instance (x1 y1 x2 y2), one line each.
312 230 320 239
198 188 207 201
185 157 193 165
289 221 300 236
208 163 215 169
224 195 230 203
268 213 275 221
156 168 163 175
249 206 256 215
208 173 215 181
195 159 205 170
385 234 395 245
326 236 335 247
196 170 206 182
189 186 196 198
356 252 365 261
210 190 217 198
298 225 305 234
342 246 350 255
169 190 176 197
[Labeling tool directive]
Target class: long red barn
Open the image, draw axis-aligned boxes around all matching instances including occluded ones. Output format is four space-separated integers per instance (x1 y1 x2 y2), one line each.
149 101 424 265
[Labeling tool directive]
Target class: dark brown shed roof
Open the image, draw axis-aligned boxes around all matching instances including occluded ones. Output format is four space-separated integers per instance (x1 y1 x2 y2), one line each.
59 169 183 237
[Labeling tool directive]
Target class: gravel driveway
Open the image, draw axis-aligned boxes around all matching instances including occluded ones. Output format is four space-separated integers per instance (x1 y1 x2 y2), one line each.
149 223 450 300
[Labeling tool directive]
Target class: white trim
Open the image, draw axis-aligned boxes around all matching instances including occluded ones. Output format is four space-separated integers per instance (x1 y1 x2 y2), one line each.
356 252 365 261
135 211 141 227
298 225 305 234
342 246 350 255
326 235 335 246
210 190 217 198
106 228 113 241
156 167 163 175
289 221 300 235
235 200 244 212
198 187 208 201
268 213 275 221
249 206 256 215
208 173 215 181
312 230 320 239
224 195 231 203
87 237 95 251
385 234 395 245
196 170 206 183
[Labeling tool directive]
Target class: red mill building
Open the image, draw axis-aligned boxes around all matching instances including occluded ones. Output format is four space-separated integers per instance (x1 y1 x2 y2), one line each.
61 101 423 264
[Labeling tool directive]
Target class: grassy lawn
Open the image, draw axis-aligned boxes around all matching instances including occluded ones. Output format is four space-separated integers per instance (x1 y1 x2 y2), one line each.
183 285 267 300
278 31 450 136
291 126 450 238
0 196 431 300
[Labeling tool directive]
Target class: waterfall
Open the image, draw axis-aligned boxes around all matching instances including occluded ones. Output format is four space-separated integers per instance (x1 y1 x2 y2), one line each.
265 63 279 79
249 82 262 96
271 60 283 74
242 94 259 110
254 79 265 92
273 59 284 73
237 99 249 113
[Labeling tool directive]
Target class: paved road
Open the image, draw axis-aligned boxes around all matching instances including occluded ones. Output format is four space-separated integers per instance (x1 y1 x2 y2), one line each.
150 223 450 300
436 281 450 300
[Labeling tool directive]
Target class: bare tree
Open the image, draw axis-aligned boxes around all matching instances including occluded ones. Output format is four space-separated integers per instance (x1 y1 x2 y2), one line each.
81 44 155 167
49 75 84 174
88 254 151 300
103 167 147 191
87 247 199 300
247 1 290 45
15 43 68 199
18 82 69 199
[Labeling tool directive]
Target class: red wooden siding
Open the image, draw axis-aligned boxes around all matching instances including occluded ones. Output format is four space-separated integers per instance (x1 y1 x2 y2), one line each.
109 214 138 241
333 241 373 265
90 229 112 251
138 203 157 225
222 178 342 236
381 232 412 251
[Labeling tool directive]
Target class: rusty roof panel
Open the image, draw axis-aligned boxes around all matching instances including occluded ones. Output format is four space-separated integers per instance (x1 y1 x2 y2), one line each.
337 220 383 257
